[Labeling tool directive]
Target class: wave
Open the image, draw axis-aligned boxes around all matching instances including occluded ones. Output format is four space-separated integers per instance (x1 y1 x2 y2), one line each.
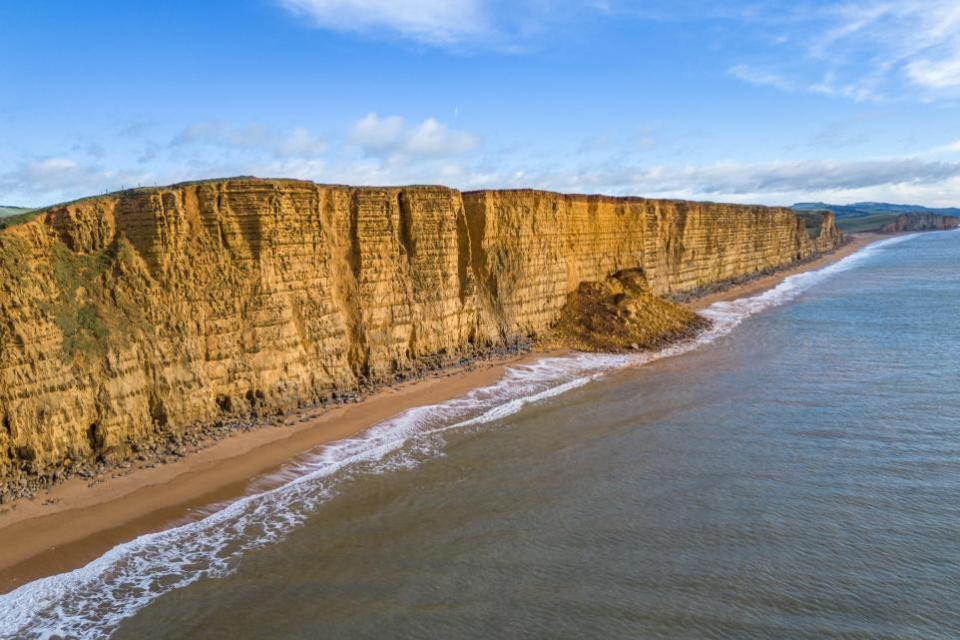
0 234 916 639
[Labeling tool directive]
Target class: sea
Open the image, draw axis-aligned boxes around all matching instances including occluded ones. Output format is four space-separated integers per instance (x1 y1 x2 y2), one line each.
2 230 958 639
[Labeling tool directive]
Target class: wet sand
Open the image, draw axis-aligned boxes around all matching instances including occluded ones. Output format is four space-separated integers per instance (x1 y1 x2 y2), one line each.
0 232 886 594
0 352 543 592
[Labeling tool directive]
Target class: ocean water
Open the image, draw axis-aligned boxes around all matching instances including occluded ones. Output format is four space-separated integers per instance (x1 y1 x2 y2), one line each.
2 230 959 639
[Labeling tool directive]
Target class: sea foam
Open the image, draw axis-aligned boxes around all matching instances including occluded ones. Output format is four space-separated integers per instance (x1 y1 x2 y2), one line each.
0 234 917 639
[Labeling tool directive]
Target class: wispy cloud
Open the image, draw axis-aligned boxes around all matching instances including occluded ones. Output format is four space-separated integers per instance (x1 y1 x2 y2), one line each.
804 116 872 150
0 158 151 204
728 64 795 92
628 158 960 195
907 54 960 90
277 0 491 48
11 100 960 209
350 113 480 157
4 113 481 204
932 139 960 154
8 151 960 209
726 0 960 102
172 122 327 158
275 0 616 52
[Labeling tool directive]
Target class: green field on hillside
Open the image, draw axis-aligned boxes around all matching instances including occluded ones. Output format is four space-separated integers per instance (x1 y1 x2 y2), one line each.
0 206 34 217
0 206 39 229
835 213 900 233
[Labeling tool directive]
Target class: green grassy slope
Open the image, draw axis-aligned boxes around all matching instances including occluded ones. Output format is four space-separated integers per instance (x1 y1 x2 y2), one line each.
0 206 40 229
835 213 901 233
0 205 34 217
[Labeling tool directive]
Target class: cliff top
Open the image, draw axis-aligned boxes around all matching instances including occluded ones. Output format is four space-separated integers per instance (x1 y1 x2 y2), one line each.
4 177 806 234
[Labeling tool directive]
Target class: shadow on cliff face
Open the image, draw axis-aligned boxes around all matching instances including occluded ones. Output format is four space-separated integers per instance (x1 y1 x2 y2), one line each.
544 269 711 353
0 179 842 499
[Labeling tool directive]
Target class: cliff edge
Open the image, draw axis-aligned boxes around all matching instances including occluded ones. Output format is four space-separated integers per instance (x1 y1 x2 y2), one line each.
0 178 841 492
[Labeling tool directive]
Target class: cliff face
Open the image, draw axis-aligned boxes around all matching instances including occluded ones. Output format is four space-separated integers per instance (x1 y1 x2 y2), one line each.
881 213 959 233
0 178 841 481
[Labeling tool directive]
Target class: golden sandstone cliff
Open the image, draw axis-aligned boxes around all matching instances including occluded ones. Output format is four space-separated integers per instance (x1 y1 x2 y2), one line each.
0 178 841 488
880 212 960 233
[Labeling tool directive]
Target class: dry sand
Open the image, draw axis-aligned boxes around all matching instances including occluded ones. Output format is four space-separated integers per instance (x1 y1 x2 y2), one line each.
0 232 888 594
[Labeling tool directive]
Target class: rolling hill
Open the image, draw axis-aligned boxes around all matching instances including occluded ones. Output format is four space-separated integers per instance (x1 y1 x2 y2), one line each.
793 201 960 219
793 202 960 233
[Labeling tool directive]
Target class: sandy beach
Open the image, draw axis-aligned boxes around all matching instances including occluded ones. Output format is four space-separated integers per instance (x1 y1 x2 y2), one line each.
0 232 885 594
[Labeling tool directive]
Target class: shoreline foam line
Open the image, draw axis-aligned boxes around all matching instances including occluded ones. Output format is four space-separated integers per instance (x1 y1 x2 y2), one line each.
0 233 919 640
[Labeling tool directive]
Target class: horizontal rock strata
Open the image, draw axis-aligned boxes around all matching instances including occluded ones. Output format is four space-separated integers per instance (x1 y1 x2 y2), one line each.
881 213 959 233
0 178 842 486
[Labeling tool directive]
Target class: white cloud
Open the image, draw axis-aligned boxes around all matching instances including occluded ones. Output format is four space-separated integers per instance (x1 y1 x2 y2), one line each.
723 1 960 102
406 118 479 156
2 113 480 204
807 71 882 102
8 151 960 210
628 158 960 195
931 139 960 155
350 113 479 157
822 0 960 94
277 0 489 47
728 64 794 91
274 0 610 51
0 158 151 205
350 113 406 152
907 52 960 89
173 122 326 158
287 153 960 207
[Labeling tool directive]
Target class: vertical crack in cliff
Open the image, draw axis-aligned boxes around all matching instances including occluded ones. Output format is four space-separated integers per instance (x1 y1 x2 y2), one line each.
0 178 843 486
455 199 472 307
345 189 370 381
397 192 416 266
462 192 507 341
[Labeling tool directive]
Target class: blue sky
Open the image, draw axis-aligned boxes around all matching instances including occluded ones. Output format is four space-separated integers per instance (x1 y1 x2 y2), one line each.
3 0 960 207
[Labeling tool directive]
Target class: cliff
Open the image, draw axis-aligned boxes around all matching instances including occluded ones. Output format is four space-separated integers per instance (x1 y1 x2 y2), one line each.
0 178 841 489
881 213 959 233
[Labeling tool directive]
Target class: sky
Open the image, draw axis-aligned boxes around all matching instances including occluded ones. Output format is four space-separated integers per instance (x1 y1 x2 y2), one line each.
2 0 960 207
